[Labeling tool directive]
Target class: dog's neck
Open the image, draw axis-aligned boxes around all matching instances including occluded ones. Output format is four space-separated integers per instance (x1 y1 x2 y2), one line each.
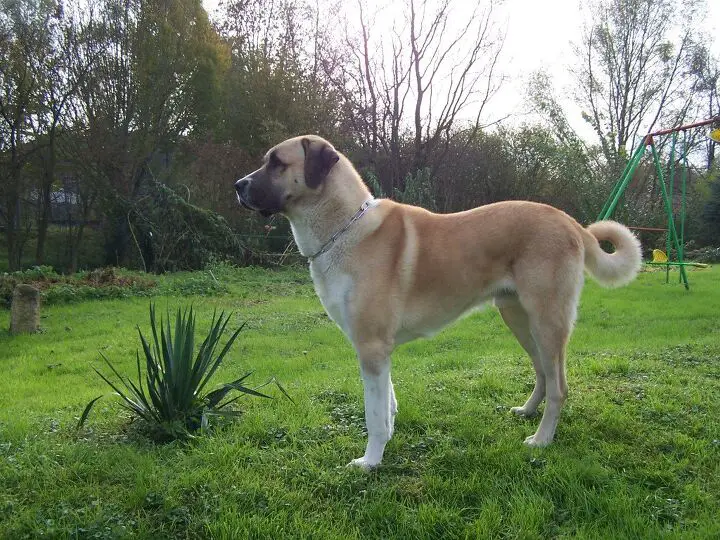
286 159 372 260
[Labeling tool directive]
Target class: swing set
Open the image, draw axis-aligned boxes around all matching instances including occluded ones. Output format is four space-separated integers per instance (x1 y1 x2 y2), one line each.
597 117 719 290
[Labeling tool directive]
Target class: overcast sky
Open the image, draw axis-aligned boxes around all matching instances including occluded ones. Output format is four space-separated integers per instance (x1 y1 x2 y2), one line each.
202 0 720 141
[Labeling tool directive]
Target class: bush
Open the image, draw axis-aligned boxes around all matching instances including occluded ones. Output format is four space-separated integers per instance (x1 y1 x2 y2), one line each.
0 266 62 308
395 168 437 211
131 182 248 273
361 168 437 211
685 246 720 263
0 266 156 308
81 304 292 442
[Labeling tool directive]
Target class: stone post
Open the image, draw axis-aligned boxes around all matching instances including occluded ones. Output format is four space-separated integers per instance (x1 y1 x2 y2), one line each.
10 284 41 334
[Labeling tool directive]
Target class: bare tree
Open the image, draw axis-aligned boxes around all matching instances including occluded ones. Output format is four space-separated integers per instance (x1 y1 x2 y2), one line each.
217 0 343 153
64 0 228 266
408 0 504 173
31 4 98 265
331 0 505 194
0 0 57 270
572 0 703 171
687 42 719 169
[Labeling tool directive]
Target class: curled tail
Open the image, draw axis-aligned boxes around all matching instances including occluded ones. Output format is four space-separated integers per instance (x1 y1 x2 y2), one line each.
581 221 642 288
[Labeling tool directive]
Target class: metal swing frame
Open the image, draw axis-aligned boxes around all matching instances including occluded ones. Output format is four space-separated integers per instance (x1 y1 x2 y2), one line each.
597 117 720 290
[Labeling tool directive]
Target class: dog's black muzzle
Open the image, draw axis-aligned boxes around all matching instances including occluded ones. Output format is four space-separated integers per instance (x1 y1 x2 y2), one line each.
235 178 254 210
234 176 281 217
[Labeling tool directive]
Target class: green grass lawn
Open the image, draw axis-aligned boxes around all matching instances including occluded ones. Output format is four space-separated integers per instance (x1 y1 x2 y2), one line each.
1 266 719 538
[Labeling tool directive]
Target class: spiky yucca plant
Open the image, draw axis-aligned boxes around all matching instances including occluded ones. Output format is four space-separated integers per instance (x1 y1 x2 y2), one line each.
81 304 289 441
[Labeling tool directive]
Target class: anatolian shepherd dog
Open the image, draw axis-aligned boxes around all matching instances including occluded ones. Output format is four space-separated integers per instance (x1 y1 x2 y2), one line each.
235 135 642 469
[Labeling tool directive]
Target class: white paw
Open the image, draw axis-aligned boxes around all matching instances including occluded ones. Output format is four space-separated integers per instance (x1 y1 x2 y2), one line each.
347 456 380 470
523 434 552 448
511 406 536 417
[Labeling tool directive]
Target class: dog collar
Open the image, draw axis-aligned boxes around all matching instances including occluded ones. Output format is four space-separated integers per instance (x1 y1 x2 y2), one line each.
308 198 375 261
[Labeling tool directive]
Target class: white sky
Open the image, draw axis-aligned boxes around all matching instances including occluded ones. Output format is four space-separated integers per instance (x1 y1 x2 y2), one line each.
203 0 720 142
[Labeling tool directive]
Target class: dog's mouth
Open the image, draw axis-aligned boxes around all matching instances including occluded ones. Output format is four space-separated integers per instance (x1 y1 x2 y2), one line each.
236 192 278 218
236 191 254 211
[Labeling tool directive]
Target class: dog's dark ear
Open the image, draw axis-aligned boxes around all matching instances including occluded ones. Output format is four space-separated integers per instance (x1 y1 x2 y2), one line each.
302 138 339 189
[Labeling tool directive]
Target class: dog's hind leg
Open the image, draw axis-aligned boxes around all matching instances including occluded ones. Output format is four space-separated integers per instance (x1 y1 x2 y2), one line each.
523 331 568 448
522 294 575 448
512 254 581 447
348 342 394 469
498 300 544 417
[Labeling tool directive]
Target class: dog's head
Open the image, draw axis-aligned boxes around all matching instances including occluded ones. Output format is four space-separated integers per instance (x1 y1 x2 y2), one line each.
235 135 340 217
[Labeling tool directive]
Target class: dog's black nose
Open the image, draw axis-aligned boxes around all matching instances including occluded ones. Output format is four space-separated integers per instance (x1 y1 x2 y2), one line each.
235 178 249 196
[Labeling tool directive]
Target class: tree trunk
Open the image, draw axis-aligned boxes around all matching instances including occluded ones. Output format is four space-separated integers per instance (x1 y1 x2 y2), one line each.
35 168 53 265
103 165 140 267
69 224 85 274
105 211 131 267
5 195 22 272
6 230 20 272
36 121 64 266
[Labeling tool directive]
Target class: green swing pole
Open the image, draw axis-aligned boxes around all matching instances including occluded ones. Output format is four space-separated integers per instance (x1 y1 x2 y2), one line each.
649 140 689 290
599 143 647 221
597 176 625 221
597 150 642 220
666 132 677 284
679 131 688 283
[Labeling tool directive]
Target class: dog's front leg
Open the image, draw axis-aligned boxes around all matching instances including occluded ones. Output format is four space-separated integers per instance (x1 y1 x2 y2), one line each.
389 375 397 437
348 354 393 470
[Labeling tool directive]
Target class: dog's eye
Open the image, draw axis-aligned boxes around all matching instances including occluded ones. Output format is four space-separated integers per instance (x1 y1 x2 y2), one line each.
269 152 287 171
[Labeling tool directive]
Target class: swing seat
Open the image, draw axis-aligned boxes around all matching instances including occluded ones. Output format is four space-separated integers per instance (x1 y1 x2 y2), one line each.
649 249 709 268
651 249 668 263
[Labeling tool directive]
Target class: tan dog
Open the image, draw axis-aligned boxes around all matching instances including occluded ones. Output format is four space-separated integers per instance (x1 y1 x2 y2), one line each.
235 135 642 469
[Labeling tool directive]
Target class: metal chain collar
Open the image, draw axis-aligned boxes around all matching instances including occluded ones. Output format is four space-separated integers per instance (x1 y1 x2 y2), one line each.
307 198 375 261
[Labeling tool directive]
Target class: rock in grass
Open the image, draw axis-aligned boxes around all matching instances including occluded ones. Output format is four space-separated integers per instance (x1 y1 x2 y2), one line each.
10 284 40 335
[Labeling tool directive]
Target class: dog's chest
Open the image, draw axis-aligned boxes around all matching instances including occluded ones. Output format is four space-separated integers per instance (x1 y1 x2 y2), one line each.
310 265 354 337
